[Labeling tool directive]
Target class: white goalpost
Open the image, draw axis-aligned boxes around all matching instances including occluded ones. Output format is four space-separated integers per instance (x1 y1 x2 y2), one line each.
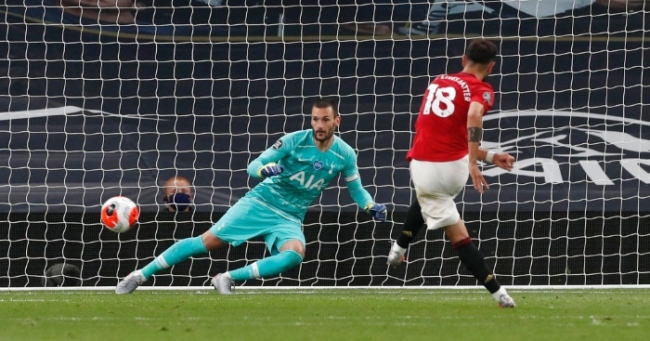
0 1 648 289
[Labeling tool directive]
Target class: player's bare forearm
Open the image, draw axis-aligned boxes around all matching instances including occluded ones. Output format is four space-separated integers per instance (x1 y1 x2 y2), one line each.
469 141 486 163
467 102 485 164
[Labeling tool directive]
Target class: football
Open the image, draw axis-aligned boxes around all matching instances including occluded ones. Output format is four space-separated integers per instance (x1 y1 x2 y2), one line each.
100 196 140 233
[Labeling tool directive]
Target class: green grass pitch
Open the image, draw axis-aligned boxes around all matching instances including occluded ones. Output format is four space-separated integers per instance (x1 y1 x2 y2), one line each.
1 289 649 341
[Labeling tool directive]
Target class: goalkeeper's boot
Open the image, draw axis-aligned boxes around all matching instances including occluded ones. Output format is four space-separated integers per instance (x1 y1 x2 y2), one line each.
387 249 406 268
497 293 516 308
115 270 145 295
212 273 235 295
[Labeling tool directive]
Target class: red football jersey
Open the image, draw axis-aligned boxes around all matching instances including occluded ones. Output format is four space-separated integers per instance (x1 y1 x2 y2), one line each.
407 72 495 162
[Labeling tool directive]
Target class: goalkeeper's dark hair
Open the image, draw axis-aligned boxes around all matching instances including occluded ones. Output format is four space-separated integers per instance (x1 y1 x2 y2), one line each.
313 97 340 118
466 39 498 65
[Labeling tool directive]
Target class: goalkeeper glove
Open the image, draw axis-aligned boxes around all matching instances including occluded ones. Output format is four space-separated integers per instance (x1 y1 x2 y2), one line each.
365 203 387 222
258 163 284 178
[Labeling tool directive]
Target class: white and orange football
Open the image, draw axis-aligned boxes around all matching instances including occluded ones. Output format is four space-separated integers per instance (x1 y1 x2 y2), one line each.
100 196 140 233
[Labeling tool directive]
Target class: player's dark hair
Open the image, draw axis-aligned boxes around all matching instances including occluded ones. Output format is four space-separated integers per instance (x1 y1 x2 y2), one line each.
465 39 498 65
312 97 339 117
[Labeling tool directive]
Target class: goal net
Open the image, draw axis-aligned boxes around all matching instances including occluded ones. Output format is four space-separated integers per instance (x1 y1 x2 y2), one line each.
1 0 648 288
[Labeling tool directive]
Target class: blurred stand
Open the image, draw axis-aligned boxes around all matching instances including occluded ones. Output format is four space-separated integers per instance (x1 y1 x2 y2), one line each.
398 0 649 37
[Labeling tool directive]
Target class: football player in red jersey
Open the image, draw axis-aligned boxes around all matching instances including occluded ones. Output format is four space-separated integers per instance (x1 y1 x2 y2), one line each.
388 39 517 308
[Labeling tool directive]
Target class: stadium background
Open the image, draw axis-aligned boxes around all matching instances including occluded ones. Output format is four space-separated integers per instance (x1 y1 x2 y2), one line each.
1 1 649 287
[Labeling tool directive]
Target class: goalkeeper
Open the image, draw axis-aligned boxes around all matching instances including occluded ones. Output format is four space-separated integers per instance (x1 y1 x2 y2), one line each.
116 97 387 294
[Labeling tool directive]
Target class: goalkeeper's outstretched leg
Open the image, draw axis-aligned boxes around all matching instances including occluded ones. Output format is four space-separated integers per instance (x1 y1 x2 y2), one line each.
115 233 225 294
212 240 304 294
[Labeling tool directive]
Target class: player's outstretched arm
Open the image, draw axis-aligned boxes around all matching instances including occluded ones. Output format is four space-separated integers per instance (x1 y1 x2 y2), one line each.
467 102 489 193
467 102 515 193
346 177 386 221
247 138 289 179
